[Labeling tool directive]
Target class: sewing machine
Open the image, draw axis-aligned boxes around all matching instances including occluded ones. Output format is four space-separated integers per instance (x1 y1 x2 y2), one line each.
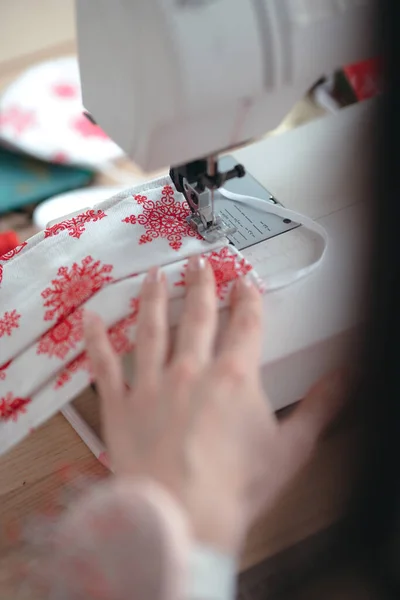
75 0 377 409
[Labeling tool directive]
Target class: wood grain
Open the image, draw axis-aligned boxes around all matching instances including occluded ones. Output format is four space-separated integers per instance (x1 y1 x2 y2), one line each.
0 383 361 569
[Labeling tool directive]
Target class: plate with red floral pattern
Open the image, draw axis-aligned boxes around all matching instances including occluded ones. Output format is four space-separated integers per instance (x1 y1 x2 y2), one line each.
0 56 124 169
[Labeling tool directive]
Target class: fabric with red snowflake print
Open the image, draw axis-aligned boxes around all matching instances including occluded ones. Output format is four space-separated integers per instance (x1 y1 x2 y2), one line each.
54 303 139 389
0 177 223 366
44 209 106 240
41 256 113 322
0 310 21 338
0 361 12 381
0 393 31 422
0 106 36 135
122 184 202 251
72 115 109 140
52 83 78 99
0 242 27 262
54 353 90 390
0 240 262 457
37 309 84 360
0 242 28 287
175 247 253 300
0 56 123 168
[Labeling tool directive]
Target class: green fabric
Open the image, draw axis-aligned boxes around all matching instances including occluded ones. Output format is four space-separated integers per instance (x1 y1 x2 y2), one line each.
0 146 94 214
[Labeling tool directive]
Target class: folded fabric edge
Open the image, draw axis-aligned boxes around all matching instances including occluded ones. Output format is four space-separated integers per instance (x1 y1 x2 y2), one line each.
0 246 263 456
0 175 175 270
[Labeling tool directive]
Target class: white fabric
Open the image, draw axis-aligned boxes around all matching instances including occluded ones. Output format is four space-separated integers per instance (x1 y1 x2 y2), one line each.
0 56 124 168
0 177 263 456
0 177 225 363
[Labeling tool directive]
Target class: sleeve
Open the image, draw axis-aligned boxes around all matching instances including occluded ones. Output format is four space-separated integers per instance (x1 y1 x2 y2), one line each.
43 478 237 600
187 544 237 600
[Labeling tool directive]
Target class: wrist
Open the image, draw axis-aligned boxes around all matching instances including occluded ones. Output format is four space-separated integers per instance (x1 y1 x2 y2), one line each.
191 498 246 556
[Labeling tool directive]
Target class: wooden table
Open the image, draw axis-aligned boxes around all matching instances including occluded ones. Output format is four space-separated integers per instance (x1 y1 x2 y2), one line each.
0 387 362 596
0 28 363 599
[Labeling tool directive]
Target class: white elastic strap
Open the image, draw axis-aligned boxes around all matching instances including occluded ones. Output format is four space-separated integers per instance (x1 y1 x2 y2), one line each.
220 187 329 292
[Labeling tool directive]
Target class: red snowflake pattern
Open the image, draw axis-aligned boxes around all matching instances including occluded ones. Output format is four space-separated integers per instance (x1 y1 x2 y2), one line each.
104 297 139 355
108 317 135 355
52 83 78 98
122 185 201 251
0 242 27 261
37 309 84 360
0 360 12 381
0 106 36 135
44 209 107 240
0 392 31 422
0 310 21 338
55 352 90 389
72 114 109 140
52 152 69 164
175 247 253 300
134 194 147 204
123 215 137 225
0 243 27 285
42 256 113 322
128 296 140 319
54 298 140 388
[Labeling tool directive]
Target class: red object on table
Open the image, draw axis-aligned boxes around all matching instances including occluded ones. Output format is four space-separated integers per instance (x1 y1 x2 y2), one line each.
0 231 20 257
343 57 383 101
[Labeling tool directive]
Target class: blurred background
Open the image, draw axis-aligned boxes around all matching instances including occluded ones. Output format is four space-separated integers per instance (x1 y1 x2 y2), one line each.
0 0 143 251
0 0 382 257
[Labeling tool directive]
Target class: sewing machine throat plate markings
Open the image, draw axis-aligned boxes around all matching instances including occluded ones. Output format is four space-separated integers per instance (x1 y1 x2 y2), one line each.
215 156 299 251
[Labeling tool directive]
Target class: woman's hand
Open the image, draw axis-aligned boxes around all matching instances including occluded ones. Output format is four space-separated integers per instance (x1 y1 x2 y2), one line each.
84 256 347 555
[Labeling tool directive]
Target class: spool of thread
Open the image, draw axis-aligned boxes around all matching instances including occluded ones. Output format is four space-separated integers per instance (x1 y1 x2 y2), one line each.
0 231 19 257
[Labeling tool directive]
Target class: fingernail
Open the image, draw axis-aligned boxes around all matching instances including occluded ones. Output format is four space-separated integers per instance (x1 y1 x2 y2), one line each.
188 255 205 271
237 276 253 291
146 266 161 283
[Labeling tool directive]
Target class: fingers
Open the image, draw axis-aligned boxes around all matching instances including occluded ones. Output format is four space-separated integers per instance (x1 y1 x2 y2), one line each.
84 311 126 439
173 256 218 369
279 369 349 462
217 277 263 377
135 267 168 386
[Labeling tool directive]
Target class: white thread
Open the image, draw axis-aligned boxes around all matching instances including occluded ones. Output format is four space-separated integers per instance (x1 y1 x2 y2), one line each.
219 188 328 292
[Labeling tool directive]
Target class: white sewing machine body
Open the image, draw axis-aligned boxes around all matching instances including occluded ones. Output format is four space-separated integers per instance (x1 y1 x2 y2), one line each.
76 0 375 172
75 0 375 410
46 99 372 412
114 99 369 411
234 100 373 409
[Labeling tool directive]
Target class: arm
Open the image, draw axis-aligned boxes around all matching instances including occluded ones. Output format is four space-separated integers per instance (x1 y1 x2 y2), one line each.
47 478 237 600
42 257 346 599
